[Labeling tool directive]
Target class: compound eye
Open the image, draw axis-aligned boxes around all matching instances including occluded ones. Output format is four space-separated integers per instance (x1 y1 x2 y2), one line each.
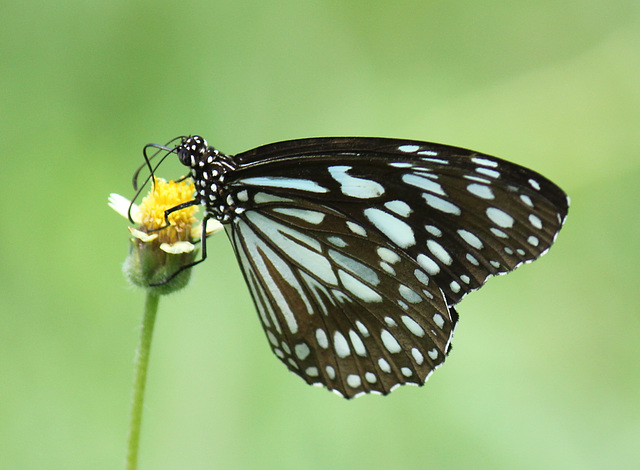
177 146 191 165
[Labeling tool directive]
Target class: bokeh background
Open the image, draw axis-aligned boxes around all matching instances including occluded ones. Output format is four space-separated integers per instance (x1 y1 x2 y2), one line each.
2 1 639 469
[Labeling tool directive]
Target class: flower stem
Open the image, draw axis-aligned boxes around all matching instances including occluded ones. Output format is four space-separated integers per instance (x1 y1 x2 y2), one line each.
126 291 160 470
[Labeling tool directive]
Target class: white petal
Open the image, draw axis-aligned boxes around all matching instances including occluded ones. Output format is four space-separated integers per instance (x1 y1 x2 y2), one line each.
160 241 195 254
192 218 224 240
206 218 224 234
109 193 141 223
128 227 157 242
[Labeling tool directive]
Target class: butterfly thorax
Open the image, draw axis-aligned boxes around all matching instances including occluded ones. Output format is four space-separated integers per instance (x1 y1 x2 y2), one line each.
178 135 239 223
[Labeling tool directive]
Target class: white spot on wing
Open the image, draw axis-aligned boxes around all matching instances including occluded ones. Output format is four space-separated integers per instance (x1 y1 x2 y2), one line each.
464 174 491 184
458 229 484 250
403 173 447 197
427 239 452 265
421 157 448 164
398 144 420 152
425 225 442 237
412 347 424 365
476 168 500 178
402 315 425 337
346 221 367 236
349 330 367 356
295 343 310 360
414 269 429 285
316 329 329 348
433 313 445 329
472 157 498 167
272 207 326 224
423 193 461 215
417 254 440 275
490 227 508 238
240 176 328 193
520 194 534 207
390 162 412 168
327 236 348 247
347 374 362 388
399 285 422 304
364 208 416 248
254 192 294 204
378 358 391 373
333 331 351 358
380 329 401 353
338 269 382 302
325 365 336 379
529 214 543 229
329 166 385 199
377 246 401 264
384 200 413 217
356 321 370 337
267 330 278 347
528 178 541 190
486 207 515 228
380 262 395 275
467 183 495 200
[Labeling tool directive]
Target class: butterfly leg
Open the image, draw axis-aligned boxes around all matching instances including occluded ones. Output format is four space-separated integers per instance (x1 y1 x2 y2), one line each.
148 199 200 233
147 212 214 286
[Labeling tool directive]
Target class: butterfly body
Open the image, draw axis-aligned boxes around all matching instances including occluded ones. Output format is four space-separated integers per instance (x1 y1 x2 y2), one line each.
170 135 568 398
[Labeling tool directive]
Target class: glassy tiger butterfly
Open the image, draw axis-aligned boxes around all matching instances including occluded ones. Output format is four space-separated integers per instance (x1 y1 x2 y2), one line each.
138 136 569 398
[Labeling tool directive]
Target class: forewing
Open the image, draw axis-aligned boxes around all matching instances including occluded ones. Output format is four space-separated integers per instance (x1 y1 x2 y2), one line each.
232 137 569 306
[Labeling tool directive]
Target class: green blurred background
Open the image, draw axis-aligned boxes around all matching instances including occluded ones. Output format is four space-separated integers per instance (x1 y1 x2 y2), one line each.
2 1 639 468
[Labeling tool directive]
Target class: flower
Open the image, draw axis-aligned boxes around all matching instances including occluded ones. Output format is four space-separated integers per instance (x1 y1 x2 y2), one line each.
109 177 222 294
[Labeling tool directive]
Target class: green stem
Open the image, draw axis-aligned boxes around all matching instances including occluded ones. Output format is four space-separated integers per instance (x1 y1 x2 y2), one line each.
126 292 160 470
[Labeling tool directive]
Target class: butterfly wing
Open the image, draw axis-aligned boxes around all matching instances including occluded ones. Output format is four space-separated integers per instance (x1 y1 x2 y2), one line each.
231 137 569 305
215 137 568 397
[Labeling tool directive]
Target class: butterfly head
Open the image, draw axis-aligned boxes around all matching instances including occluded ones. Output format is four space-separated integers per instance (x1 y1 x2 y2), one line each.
177 135 209 168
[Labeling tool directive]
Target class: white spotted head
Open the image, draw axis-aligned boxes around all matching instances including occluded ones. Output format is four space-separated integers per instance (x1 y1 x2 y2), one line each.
177 135 209 168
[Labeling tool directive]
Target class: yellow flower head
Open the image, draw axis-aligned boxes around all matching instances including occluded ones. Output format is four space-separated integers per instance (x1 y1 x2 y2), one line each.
137 177 199 245
109 177 222 294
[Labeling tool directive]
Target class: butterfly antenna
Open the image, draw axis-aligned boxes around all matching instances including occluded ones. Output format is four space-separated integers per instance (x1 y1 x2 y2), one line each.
132 136 183 190
128 136 184 223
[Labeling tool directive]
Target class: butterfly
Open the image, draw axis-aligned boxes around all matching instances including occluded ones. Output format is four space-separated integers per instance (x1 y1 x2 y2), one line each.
142 135 569 398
